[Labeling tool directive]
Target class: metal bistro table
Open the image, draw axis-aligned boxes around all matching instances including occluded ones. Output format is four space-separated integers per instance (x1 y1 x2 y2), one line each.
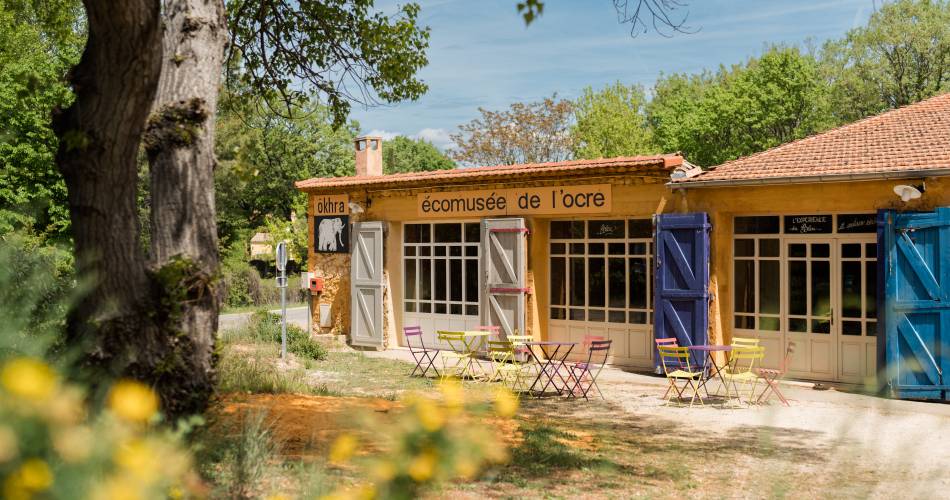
524 341 577 397
687 345 733 400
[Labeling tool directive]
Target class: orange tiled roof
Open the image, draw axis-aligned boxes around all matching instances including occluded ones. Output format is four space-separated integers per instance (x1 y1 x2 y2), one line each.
295 155 683 192
676 92 950 185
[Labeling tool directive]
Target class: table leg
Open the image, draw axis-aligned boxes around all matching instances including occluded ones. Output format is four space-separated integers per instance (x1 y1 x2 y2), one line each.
535 345 564 395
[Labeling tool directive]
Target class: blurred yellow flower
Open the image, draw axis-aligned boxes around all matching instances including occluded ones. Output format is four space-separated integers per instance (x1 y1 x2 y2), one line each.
4 458 53 499
45 386 85 424
91 474 144 500
438 379 464 411
1 358 57 402
328 433 358 465
0 425 18 462
407 448 438 482
114 439 161 484
493 388 519 418
453 457 479 480
370 460 396 481
107 380 159 423
53 425 93 462
413 398 444 432
264 494 292 500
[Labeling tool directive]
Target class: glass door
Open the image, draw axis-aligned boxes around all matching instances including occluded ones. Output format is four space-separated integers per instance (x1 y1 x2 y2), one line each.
785 240 835 378
836 240 878 383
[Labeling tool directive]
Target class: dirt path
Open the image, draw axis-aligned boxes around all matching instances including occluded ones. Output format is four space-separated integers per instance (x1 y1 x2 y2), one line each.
365 347 950 497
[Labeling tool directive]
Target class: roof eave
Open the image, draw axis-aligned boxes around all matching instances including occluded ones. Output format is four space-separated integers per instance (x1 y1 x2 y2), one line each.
667 168 950 188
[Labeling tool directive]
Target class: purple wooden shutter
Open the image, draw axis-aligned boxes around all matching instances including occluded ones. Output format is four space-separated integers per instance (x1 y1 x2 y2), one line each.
654 213 710 368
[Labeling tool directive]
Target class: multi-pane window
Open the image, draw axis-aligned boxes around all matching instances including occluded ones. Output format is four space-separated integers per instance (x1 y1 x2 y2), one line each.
403 223 480 316
733 237 781 331
732 214 877 335
549 219 653 325
839 242 877 337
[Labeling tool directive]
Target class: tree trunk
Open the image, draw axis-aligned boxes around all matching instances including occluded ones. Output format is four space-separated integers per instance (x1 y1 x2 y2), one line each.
53 0 227 418
143 0 227 415
52 0 163 389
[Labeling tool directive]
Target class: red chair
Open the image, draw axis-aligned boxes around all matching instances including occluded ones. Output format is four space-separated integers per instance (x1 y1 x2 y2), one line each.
755 342 796 406
404 326 440 378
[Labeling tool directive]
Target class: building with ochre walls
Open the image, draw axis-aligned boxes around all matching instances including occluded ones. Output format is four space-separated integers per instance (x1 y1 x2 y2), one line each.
296 93 950 391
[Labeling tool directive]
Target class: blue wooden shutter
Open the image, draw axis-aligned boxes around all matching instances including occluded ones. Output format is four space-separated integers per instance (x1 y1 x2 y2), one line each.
880 207 950 400
654 213 710 367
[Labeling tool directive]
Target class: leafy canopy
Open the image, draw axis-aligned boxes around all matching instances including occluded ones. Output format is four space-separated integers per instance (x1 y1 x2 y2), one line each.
450 95 574 166
227 0 431 127
572 82 655 159
383 136 454 174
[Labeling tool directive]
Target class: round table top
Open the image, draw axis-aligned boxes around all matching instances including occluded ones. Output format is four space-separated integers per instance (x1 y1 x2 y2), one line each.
525 341 577 346
460 331 493 336
687 344 733 352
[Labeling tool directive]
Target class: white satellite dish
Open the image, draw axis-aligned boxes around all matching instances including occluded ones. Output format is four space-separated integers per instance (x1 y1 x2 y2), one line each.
893 184 922 202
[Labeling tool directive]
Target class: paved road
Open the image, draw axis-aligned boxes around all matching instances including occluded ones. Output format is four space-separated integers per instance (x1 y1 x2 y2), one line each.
219 305 309 331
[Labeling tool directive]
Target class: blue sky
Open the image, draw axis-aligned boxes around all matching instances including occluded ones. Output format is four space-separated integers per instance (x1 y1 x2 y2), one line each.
352 0 877 150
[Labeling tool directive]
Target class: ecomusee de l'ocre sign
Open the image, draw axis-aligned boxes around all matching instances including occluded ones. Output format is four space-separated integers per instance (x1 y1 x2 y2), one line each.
417 185 611 218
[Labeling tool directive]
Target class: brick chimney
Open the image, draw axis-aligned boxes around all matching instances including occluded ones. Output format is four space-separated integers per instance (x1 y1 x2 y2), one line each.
354 136 383 176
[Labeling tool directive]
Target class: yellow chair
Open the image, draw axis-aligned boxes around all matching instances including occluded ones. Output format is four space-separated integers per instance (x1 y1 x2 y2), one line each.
657 346 705 407
436 331 471 380
721 346 765 402
487 340 515 382
506 330 539 381
731 337 760 348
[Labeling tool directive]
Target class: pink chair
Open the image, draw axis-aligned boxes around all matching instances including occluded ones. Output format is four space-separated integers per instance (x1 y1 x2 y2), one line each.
755 342 796 406
404 326 440 378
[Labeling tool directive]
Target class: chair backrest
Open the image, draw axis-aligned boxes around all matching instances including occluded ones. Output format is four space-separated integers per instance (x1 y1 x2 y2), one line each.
477 325 501 335
487 340 514 362
731 336 760 348
657 345 694 374
404 326 425 352
655 337 679 347
583 334 606 351
437 330 467 351
729 345 765 374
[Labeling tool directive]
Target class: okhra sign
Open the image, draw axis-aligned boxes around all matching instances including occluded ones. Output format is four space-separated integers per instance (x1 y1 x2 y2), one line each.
417 184 612 218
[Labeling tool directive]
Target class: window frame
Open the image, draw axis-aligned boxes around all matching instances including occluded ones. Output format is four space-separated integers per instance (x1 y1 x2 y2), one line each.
548 218 654 326
402 221 481 317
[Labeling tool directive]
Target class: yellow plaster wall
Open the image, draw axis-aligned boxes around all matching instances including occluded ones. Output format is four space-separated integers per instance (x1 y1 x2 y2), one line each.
676 177 950 346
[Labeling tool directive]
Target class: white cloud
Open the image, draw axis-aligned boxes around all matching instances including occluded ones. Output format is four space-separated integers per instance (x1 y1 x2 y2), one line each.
415 128 453 151
365 129 400 141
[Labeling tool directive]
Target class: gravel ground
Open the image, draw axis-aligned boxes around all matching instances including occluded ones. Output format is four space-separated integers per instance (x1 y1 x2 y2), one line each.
364 347 950 498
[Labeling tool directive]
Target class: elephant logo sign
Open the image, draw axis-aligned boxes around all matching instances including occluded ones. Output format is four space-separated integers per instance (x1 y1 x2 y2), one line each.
314 216 349 253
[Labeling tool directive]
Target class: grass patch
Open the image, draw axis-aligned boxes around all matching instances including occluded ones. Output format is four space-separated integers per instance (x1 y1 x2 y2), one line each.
221 302 305 315
508 422 613 474
217 350 318 395
222 309 327 361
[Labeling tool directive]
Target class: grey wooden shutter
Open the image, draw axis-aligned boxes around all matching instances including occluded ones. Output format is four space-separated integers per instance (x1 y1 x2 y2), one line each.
482 218 528 339
351 221 384 347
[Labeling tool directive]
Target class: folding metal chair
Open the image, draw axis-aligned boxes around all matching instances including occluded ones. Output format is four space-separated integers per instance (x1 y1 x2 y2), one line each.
657 345 704 407
721 345 765 403
487 340 515 382
755 342 795 406
436 331 472 380
655 337 681 398
566 340 612 400
404 326 440 378
731 336 761 348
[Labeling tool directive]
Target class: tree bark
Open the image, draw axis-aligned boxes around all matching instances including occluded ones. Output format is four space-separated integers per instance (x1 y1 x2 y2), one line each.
53 0 227 418
52 0 163 386
144 0 227 415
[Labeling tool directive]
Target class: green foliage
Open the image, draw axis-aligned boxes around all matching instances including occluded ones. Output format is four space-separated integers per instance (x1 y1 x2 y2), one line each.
0 219 75 358
214 95 358 249
823 0 950 122
571 82 655 159
226 0 430 127
648 46 834 166
247 310 327 361
223 411 277 499
383 136 455 173
216 352 315 395
0 1 84 238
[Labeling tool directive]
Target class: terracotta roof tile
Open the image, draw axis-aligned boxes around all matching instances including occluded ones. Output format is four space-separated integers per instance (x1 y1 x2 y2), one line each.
295 154 682 192
676 92 950 184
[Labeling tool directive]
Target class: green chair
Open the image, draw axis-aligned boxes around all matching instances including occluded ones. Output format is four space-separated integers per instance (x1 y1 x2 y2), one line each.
721 345 765 402
436 331 471 380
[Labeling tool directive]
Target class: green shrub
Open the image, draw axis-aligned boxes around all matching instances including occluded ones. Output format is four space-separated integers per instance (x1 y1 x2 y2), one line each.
247 310 327 361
